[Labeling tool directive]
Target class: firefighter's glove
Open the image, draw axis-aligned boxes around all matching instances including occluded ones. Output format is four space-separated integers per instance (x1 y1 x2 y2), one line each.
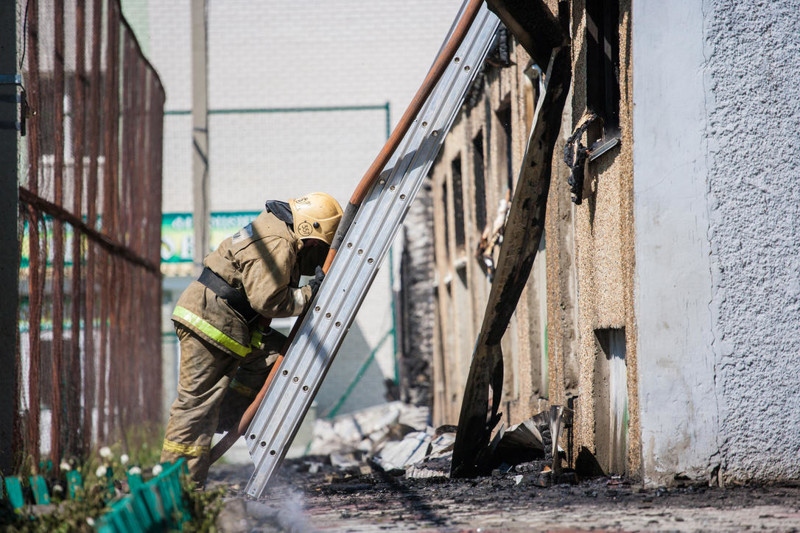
308 266 325 299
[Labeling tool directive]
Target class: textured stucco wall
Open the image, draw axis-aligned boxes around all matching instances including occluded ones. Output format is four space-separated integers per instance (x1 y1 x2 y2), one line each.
703 0 800 482
569 0 640 477
634 0 800 485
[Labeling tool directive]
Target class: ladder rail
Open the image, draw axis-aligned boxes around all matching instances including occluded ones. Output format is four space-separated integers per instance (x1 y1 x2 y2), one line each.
244 2 501 497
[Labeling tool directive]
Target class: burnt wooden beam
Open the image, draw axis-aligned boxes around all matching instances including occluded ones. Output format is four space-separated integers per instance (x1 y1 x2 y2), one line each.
485 0 568 67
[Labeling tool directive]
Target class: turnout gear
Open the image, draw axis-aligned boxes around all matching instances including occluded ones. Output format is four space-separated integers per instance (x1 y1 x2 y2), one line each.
164 198 341 484
161 324 286 485
171 211 311 358
289 192 343 246
264 200 293 225
197 267 258 324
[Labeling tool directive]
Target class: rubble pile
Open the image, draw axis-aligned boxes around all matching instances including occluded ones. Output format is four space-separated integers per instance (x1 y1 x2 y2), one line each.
303 401 577 485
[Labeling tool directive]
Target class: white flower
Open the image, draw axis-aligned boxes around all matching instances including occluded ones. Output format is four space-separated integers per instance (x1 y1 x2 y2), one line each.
86 517 95 527
120 454 129 466
95 465 107 478
59 461 71 472
151 464 163 476
128 466 142 476
52 484 64 493
99 446 113 459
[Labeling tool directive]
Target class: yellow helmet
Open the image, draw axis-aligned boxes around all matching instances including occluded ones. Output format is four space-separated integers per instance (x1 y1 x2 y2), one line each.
289 192 343 246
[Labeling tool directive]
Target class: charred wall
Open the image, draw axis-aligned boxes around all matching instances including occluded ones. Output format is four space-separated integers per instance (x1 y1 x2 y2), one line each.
409 0 800 487
398 182 436 407
568 0 638 478
422 0 638 478
428 28 578 429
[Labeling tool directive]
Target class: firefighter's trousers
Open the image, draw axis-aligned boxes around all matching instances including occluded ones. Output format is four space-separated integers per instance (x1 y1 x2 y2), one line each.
161 323 285 485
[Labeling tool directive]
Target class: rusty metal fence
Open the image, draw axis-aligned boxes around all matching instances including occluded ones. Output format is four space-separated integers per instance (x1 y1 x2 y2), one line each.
16 0 164 466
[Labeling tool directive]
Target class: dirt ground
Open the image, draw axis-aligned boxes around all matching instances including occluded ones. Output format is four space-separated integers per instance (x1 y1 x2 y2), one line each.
208 459 800 532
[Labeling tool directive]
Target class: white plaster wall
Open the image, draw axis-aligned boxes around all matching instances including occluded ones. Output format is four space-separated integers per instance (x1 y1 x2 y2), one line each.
634 0 800 485
632 1 719 486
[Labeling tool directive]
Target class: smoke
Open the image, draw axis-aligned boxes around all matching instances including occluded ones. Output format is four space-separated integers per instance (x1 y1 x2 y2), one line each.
246 490 315 533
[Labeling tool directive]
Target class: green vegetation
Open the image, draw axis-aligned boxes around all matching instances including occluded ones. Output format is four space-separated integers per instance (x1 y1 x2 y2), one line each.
0 428 225 532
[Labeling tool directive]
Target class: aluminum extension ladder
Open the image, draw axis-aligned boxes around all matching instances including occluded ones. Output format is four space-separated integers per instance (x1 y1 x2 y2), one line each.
244 1 501 497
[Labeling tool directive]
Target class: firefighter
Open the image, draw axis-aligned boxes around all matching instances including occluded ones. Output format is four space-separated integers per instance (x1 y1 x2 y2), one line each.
161 192 343 485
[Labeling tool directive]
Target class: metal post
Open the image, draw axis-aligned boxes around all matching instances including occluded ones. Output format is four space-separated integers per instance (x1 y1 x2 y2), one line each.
191 0 210 272
0 0 19 474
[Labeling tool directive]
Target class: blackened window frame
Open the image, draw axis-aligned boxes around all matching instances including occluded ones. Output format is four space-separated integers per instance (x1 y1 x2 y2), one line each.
472 132 486 234
585 0 621 145
451 155 466 252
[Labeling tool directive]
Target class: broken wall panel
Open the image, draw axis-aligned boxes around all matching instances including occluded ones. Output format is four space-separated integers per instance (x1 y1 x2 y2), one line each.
417 0 800 486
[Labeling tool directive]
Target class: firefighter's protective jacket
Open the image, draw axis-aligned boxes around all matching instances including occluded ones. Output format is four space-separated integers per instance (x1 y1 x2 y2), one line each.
172 211 312 357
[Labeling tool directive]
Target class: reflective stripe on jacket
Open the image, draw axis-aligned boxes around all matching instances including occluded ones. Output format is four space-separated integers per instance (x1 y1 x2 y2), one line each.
173 305 251 357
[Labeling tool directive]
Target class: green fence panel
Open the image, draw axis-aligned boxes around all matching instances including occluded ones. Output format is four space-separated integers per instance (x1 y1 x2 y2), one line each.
134 491 157 530
140 484 165 526
67 471 83 500
29 475 50 505
127 471 143 492
4 477 24 509
96 459 189 532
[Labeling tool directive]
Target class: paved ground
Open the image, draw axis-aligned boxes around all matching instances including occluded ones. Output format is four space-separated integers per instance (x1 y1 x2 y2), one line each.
208 460 800 532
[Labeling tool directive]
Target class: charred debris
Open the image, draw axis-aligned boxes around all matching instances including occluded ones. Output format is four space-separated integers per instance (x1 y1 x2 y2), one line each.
284 402 584 489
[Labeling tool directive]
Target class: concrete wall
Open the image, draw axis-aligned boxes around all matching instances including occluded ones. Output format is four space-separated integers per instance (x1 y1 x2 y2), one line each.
633 0 800 485
633 0 719 487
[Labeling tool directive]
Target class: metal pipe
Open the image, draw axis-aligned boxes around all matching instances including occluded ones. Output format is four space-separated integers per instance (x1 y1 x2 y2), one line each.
24 0 42 466
50 0 65 464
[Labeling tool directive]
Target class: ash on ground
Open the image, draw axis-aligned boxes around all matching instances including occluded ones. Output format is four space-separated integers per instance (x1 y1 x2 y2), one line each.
208 402 800 532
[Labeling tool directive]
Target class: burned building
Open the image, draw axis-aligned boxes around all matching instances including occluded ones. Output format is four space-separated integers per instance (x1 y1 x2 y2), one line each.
401 0 800 486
